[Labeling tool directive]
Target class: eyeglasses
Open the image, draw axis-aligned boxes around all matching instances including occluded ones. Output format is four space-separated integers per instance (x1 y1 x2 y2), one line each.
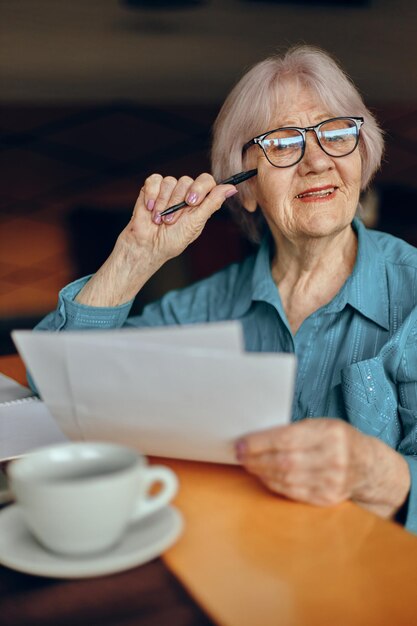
242 116 364 168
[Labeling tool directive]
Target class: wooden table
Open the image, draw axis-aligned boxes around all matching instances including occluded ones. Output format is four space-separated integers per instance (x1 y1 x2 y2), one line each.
2 354 417 626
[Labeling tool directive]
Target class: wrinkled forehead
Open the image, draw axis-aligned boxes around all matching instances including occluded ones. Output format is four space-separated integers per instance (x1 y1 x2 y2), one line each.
268 79 335 129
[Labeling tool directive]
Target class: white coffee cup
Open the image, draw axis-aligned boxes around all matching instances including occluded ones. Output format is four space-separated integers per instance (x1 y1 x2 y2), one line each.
8 442 178 556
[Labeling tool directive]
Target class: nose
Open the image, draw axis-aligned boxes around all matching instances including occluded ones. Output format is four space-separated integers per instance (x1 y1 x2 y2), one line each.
297 130 334 175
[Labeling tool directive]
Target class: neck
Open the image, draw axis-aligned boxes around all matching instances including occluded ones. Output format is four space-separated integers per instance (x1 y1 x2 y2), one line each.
271 225 358 335
271 224 357 284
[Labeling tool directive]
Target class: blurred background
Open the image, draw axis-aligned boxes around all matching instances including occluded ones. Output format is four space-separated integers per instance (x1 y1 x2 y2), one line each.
1 0 417 354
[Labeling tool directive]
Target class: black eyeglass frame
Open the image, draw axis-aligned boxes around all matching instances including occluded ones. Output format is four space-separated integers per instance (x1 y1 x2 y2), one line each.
242 116 364 168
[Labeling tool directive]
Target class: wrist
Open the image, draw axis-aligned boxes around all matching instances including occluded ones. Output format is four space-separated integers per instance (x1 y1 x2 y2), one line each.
352 434 411 518
75 236 163 307
114 230 164 279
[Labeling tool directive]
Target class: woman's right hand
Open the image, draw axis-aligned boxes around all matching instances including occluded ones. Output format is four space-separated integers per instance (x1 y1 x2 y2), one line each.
123 172 238 266
75 173 237 307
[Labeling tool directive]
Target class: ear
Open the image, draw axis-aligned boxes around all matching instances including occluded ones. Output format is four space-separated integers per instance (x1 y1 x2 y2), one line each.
241 184 258 213
243 197 258 213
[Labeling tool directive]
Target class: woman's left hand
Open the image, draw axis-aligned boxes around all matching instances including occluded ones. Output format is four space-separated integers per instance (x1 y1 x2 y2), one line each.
236 418 411 519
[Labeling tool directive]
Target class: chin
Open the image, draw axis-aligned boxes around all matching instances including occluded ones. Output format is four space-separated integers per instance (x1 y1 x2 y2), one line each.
296 211 352 239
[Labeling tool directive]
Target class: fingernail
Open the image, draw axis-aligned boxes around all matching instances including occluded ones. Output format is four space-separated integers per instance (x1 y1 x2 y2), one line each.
146 199 155 211
163 214 174 223
186 192 198 205
154 213 162 225
225 189 238 199
235 440 247 461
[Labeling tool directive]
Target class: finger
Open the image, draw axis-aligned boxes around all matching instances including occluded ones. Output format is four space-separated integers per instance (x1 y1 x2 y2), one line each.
162 183 237 229
242 451 325 491
260 468 333 504
261 478 312 504
162 176 194 225
187 183 238 223
242 449 306 476
142 173 163 213
183 172 217 208
131 186 146 220
236 424 301 459
271 477 349 507
244 450 352 505
162 174 232 225
236 418 346 458
242 444 345 474
152 176 178 224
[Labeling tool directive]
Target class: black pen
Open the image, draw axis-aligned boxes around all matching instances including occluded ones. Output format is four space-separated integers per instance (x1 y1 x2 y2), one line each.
159 168 258 217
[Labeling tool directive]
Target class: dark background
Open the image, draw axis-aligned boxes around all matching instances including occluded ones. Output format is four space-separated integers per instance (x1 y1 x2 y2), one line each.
1 0 417 353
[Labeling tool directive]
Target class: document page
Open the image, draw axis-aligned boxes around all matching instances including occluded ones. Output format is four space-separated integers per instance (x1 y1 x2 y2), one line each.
0 399 68 461
11 331 82 439
0 373 67 462
66 339 296 463
0 373 34 403
12 323 296 464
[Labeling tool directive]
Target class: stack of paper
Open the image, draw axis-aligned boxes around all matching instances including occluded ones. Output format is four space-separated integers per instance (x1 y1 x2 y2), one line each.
0 373 67 461
12 323 296 464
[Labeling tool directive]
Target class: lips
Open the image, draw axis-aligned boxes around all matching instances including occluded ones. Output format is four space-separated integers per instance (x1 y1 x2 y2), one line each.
295 186 337 199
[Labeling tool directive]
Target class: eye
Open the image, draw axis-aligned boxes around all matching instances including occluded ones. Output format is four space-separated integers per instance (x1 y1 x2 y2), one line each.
263 136 302 152
321 127 356 143
264 139 288 152
325 133 345 143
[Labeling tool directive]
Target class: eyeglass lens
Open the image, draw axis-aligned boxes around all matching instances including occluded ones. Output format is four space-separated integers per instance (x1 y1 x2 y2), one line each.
261 118 359 167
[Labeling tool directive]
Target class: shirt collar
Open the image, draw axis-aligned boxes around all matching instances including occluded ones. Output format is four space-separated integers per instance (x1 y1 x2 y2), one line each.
242 217 390 331
326 218 390 330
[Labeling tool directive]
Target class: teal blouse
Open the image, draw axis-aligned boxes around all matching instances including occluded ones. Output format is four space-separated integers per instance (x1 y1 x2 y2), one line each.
35 218 417 533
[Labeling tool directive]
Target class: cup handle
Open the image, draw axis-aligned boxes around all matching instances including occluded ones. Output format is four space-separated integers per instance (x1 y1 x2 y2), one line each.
131 465 178 521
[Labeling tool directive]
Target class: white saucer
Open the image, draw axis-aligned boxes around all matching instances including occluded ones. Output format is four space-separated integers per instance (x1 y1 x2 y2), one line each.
0 504 183 579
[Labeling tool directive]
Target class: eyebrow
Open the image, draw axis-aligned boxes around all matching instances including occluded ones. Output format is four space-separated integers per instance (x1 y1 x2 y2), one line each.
275 113 334 128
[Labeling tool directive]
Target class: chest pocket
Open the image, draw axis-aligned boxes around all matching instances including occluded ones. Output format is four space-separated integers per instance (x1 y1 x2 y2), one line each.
340 356 401 446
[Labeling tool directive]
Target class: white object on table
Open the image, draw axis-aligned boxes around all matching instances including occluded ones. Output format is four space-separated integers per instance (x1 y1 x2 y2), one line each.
12 323 296 464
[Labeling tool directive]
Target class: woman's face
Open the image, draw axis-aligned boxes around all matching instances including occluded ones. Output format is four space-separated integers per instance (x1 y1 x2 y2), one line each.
247 85 362 243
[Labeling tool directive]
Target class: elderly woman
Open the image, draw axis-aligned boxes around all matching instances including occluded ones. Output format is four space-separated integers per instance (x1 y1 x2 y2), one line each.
36 45 417 532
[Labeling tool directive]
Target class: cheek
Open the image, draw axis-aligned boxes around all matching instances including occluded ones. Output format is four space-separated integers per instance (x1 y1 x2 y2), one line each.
255 167 295 212
342 155 362 188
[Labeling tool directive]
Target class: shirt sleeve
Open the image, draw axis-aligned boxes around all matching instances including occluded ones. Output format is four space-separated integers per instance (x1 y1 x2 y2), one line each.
398 458 417 532
395 326 417 534
33 275 187 333
29 268 244 392
34 259 249 333
34 276 134 331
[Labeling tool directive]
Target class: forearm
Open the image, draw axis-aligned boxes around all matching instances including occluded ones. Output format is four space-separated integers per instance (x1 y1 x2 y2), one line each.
76 172 236 308
76 231 164 307
352 435 411 520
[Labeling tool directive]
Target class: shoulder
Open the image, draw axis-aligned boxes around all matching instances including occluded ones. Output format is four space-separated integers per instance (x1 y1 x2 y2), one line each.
360 226 417 312
365 227 417 270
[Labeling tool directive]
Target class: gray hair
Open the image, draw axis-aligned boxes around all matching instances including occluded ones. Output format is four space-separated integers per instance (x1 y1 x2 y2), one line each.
211 45 384 242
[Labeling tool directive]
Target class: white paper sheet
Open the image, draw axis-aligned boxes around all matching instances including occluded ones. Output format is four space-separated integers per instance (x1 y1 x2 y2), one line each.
0 399 68 461
12 323 243 440
0 373 34 403
12 323 296 464
12 331 83 439
0 374 67 462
